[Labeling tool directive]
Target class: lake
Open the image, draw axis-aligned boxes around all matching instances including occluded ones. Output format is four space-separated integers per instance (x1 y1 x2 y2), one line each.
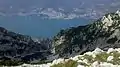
0 16 89 38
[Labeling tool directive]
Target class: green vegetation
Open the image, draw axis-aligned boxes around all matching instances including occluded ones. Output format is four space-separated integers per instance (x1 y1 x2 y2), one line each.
94 51 120 65
83 54 94 63
94 52 110 62
30 60 52 65
82 51 120 65
108 51 120 65
0 60 23 66
51 60 78 67
0 50 120 67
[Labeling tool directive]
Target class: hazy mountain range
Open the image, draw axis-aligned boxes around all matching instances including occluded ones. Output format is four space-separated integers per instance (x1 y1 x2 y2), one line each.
0 0 120 19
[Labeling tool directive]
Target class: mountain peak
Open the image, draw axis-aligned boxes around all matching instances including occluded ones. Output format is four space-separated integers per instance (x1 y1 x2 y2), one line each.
95 11 120 31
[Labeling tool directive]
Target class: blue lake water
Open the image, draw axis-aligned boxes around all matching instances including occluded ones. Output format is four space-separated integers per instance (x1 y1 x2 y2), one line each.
0 16 89 38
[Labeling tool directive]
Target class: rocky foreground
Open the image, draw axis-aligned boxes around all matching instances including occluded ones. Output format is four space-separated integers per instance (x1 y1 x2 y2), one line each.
3 48 120 67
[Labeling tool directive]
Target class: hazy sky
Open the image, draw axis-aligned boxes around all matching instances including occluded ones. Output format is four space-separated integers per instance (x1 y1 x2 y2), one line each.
0 0 119 13
0 0 82 9
0 0 117 8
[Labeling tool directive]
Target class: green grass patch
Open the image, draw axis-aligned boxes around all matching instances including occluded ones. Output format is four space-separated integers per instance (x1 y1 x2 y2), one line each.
94 52 109 62
108 51 120 65
51 60 78 67
83 54 94 63
0 60 24 66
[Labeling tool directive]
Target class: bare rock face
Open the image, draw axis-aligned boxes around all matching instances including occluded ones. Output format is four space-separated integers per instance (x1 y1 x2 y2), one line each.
53 10 120 57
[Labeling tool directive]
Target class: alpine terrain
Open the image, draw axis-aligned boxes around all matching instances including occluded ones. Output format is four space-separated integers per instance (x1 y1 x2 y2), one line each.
0 27 52 64
53 10 120 57
1 10 120 67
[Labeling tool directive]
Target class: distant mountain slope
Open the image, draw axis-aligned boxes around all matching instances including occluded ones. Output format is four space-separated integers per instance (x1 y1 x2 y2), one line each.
53 10 120 57
0 27 52 62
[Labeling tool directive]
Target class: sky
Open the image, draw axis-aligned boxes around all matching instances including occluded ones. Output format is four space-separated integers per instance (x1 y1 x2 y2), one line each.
0 0 119 9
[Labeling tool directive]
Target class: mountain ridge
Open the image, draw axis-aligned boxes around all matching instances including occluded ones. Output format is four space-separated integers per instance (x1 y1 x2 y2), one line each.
53 10 120 57
0 26 52 62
